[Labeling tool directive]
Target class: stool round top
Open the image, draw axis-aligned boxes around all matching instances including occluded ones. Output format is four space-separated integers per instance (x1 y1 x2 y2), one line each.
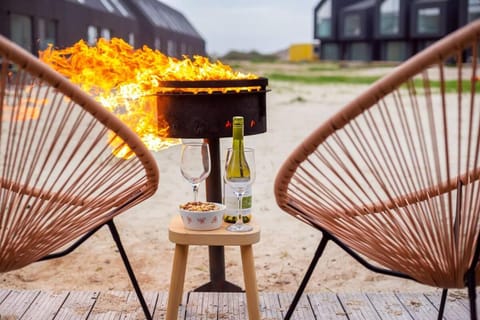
169 215 260 246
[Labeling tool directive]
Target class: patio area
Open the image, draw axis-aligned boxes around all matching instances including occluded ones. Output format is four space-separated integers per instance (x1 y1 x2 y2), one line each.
0 288 476 319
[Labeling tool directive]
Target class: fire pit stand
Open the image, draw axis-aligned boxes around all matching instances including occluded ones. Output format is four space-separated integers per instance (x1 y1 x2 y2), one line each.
155 78 268 291
201 137 242 292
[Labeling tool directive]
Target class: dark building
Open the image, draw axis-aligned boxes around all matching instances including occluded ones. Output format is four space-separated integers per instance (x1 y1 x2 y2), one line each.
0 0 205 57
128 0 204 57
314 0 479 62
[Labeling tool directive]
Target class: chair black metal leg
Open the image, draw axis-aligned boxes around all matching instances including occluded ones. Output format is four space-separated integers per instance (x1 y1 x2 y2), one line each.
107 220 152 320
284 234 330 320
467 269 477 320
437 288 448 320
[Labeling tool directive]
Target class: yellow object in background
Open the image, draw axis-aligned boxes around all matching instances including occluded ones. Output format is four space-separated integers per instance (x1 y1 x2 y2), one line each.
289 43 317 62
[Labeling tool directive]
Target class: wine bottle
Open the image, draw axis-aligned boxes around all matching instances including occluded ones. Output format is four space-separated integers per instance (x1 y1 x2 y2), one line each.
223 116 252 223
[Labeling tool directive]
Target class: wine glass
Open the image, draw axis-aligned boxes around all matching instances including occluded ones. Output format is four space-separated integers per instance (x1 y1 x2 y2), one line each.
224 147 255 232
180 142 211 202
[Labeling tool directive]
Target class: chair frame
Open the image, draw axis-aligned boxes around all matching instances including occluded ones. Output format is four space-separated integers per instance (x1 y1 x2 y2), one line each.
275 21 480 320
0 35 159 319
283 209 479 320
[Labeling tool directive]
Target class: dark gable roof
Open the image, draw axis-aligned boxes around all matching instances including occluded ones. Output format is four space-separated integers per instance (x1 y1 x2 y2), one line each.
65 0 135 17
134 0 202 38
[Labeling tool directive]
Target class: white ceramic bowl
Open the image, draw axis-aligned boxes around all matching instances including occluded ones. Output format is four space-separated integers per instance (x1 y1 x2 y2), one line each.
178 202 225 231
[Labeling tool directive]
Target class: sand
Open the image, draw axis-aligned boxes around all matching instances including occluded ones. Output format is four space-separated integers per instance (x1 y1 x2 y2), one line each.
0 73 437 295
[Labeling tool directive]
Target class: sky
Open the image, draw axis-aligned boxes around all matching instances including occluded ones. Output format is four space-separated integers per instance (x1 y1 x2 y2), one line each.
160 0 318 56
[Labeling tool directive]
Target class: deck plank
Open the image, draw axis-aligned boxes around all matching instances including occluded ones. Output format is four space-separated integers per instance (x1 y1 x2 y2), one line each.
448 289 480 315
152 291 168 320
152 291 165 320
0 289 40 319
122 291 158 320
153 292 188 320
259 292 282 320
185 292 219 319
205 292 220 319
185 291 202 319
88 290 129 320
217 292 247 320
21 291 69 320
277 292 315 320
308 292 348 319
395 292 438 320
425 291 470 320
0 289 12 304
54 291 100 320
366 292 412 320
338 292 382 320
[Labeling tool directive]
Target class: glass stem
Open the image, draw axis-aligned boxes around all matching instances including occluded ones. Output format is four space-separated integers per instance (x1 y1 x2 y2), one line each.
193 184 199 202
236 194 244 225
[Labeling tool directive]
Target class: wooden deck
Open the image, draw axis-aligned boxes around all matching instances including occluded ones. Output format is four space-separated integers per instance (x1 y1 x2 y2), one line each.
0 288 477 319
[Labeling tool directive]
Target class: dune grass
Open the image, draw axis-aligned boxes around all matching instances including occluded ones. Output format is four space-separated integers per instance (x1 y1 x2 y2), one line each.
267 72 473 93
267 73 379 85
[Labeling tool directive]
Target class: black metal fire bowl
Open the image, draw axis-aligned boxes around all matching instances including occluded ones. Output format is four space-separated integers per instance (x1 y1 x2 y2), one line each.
154 77 268 139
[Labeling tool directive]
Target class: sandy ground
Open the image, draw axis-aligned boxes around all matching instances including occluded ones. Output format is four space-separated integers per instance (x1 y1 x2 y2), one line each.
0 76 440 295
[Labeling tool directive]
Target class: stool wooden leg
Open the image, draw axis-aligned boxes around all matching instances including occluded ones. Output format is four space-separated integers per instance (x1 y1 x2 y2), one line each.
166 244 189 320
240 245 260 320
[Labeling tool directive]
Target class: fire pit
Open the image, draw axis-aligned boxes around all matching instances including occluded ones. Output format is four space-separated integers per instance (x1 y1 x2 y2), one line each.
154 78 268 138
154 77 269 292
39 37 269 292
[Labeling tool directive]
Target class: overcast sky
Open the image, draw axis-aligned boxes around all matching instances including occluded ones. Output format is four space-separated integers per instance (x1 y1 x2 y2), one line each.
160 0 318 56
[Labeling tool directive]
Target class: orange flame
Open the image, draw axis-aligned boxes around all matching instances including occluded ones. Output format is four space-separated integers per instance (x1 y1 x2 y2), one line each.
39 38 258 157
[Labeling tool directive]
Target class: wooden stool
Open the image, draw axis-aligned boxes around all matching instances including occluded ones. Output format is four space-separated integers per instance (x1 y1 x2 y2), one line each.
166 215 261 320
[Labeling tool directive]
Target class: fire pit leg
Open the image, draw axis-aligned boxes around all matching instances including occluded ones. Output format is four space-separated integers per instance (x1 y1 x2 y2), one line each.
193 138 242 292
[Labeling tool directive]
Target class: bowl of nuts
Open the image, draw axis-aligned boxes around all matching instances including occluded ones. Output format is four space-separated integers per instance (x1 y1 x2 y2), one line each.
178 201 225 231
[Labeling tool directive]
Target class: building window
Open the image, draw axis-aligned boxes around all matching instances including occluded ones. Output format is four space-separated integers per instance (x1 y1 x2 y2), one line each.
10 14 32 52
128 32 135 46
382 41 408 61
167 40 176 56
154 37 161 50
87 26 98 45
321 43 339 60
347 42 371 61
380 0 400 35
38 18 57 50
315 0 332 37
469 0 480 22
100 28 111 40
344 13 362 37
417 7 440 34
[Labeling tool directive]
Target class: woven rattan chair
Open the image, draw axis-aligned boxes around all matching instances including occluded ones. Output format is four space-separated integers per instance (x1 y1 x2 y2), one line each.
0 35 159 319
275 21 480 320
